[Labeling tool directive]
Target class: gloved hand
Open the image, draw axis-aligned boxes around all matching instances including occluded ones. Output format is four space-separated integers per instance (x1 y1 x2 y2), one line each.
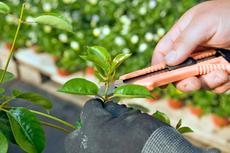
65 98 170 153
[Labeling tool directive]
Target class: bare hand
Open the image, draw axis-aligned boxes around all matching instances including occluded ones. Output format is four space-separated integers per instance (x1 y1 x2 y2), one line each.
152 0 230 93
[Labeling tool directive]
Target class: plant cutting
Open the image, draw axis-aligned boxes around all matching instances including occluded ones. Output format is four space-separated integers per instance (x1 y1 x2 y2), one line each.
57 46 193 133
0 2 78 153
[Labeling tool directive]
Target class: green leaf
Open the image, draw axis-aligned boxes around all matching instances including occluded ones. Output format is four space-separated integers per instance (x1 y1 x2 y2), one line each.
112 53 132 69
0 88 5 94
80 55 107 73
0 95 12 100
87 46 111 66
152 111 170 125
15 92 53 113
94 72 105 83
0 2 10 14
7 107 46 153
0 132 8 153
127 104 149 113
0 70 14 84
57 78 99 95
0 111 17 145
76 120 82 129
176 119 182 129
34 13 73 33
11 89 22 98
114 84 154 99
177 127 194 134
95 65 106 77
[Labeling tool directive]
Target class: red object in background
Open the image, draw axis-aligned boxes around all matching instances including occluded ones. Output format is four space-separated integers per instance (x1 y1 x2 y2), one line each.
52 56 59 62
57 68 71 76
168 98 185 109
31 45 45 54
147 92 162 102
189 104 203 116
212 114 229 127
86 67 95 75
5 43 18 51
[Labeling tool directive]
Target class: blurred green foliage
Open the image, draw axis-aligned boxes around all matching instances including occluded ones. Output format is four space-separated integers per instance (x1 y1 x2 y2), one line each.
0 0 204 74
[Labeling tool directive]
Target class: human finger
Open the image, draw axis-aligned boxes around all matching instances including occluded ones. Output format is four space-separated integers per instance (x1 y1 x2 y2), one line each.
198 70 229 91
174 77 201 92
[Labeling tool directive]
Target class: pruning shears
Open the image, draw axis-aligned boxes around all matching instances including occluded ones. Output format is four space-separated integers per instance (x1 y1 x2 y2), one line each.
98 48 230 97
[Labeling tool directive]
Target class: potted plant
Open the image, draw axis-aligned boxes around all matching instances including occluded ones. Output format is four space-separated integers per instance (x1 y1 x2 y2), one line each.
211 93 230 127
146 87 164 102
185 90 213 116
164 84 189 109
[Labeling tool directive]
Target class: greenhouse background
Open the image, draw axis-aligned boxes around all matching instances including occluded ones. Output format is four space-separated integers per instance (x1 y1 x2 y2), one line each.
0 0 230 152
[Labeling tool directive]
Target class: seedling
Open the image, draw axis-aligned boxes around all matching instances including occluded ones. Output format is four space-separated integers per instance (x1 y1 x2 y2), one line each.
57 46 193 134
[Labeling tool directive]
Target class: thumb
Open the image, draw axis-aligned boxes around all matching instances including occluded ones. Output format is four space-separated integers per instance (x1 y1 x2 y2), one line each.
164 17 214 66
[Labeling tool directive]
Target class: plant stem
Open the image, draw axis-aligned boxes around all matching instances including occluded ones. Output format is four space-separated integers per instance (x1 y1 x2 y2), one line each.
0 4 25 87
96 94 105 101
104 82 109 100
2 106 77 130
0 99 12 107
40 121 71 134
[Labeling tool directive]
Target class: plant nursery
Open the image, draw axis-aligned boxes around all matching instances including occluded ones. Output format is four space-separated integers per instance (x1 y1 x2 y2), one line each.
0 0 230 153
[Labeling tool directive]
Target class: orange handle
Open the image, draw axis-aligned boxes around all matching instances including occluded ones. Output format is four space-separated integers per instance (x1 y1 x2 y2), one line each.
120 50 217 80
123 56 230 91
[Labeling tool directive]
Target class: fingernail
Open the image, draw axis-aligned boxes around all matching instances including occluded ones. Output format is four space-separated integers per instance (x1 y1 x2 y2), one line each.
164 50 177 64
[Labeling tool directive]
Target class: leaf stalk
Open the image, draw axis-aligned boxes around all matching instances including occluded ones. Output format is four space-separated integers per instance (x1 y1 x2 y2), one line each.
40 121 71 134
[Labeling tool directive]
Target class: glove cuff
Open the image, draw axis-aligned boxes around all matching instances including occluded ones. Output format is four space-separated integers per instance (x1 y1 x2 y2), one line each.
141 126 220 153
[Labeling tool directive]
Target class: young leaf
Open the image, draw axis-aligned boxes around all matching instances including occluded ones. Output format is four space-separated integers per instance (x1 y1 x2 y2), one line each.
0 95 12 100
34 13 73 33
76 120 82 129
107 70 115 82
176 119 182 129
11 89 22 98
57 78 99 95
87 46 111 65
94 72 105 83
114 84 154 99
95 65 106 77
0 111 17 145
0 70 14 84
112 53 132 69
14 92 53 113
80 55 107 73
152 111 170 125
0 132 8 153
0 88 5 94
0 2 10 14
7 107 46 153
127 103 149 113
177 127 194 134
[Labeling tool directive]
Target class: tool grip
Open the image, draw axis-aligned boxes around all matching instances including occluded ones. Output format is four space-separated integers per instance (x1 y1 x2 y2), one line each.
133 64 230 91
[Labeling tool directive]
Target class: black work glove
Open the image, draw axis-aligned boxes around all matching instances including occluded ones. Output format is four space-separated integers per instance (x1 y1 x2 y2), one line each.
65 98 170 153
